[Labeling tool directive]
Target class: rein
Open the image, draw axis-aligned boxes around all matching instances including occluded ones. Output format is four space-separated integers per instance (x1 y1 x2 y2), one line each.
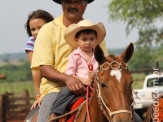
96 61 133 121
86 63 94 122
48 101 86 122
86 85 93 122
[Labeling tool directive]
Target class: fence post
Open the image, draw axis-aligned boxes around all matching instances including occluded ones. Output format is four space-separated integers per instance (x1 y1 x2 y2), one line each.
24 89 30 106
0 94 6 122
155 61 160 69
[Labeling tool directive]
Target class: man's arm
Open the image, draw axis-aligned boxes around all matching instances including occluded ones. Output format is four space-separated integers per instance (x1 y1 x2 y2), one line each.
40 65 86 95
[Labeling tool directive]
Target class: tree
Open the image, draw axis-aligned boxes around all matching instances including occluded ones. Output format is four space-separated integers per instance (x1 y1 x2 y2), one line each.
3 54 10 63
108 0 163 47
128 46 156 70
0 61 32 82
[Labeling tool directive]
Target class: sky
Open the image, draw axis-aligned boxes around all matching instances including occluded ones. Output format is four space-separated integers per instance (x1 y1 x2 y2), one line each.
0 0 138 54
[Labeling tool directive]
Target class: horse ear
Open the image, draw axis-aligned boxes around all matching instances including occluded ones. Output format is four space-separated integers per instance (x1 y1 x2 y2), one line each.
95 45 106 64
120 43 134 63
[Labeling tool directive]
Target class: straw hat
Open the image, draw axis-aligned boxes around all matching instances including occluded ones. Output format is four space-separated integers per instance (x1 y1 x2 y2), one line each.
52 0 94 4
64 20 106 49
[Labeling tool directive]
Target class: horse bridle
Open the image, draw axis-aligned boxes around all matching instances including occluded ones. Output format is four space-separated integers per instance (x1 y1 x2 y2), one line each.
96 61 134 121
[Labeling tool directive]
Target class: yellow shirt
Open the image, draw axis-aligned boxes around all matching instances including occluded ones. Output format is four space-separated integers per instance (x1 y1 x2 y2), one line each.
31 15 108 100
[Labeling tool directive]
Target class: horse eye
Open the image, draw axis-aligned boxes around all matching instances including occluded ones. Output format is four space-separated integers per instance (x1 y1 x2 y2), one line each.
101 83 107 88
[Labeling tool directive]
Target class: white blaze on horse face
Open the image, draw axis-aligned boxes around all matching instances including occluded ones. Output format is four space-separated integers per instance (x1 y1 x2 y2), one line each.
110 69 122 82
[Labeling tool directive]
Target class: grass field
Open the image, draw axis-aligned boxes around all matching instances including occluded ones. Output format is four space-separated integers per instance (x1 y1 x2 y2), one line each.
0 81 35 97
0 73 146 96
132 73 146 89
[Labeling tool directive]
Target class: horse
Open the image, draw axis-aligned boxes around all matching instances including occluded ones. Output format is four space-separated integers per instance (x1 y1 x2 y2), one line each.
144 104 153 122
144 95 163 122
56 43 134 122
27 43 135 122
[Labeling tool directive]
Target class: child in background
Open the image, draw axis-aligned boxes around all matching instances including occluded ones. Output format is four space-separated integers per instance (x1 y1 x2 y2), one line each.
25 9 54 63
25 9 54 109
49 20 106 119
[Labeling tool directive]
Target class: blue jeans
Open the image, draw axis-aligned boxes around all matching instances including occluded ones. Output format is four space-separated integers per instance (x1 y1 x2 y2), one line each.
50 87 76 115
37 92 58 122
134 112 142 122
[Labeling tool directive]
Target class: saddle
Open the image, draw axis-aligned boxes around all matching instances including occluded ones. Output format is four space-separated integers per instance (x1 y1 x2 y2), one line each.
67 97 85 122
60 92 93 122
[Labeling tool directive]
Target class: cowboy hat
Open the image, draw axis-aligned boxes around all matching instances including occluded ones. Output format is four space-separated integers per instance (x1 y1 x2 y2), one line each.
52 0 94 4
64 20 106 49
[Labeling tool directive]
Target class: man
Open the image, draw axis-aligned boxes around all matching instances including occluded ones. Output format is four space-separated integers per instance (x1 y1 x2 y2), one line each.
29 0 108 122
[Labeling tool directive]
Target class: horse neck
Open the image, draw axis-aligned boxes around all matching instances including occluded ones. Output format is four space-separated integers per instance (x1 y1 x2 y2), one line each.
89 87 107 121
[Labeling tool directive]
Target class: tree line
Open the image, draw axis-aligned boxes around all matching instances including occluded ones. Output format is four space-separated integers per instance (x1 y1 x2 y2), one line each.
0 47 162 83
0 61 32 82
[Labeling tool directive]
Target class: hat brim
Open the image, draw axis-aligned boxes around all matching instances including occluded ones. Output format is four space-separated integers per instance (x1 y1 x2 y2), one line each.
52 0 94 4
64 22 106 49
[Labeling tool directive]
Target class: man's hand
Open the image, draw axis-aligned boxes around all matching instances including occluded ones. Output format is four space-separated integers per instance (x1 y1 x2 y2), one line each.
40 65 86 95
65 75 86 95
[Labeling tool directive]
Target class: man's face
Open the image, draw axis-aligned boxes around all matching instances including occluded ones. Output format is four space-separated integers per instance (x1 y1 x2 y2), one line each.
61 0 88 21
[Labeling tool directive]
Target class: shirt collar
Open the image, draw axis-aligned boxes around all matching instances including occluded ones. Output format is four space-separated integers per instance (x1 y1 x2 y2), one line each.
54 15 84 30
53 14 66 30
74 47 95 62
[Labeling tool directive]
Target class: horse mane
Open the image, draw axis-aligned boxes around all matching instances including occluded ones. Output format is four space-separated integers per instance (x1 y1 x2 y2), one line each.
109 55 117 60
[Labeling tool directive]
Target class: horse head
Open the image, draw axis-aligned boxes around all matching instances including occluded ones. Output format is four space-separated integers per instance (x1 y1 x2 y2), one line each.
94 43 134 122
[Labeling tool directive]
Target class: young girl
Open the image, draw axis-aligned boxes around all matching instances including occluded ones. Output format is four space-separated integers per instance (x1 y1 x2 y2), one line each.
49 20 106 120
25 9 54 63
25 9 54 109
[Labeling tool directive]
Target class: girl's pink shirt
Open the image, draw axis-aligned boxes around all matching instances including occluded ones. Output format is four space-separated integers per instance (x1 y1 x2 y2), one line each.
66 47 98 78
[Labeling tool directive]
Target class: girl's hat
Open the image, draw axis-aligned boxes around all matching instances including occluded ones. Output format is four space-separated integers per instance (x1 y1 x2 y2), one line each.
52 0 94 4
64 20 106 49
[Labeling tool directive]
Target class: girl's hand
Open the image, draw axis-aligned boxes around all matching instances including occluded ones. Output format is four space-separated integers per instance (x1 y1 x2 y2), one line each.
88 71 95 80
74 76 92 86
31 98 41 110
81 78 92 85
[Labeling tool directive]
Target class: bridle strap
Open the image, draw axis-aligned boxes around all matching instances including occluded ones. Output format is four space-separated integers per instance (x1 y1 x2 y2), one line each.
110 110 132 116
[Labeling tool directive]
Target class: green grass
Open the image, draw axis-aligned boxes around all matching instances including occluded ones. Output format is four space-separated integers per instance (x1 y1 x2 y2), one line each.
132 73 146 89
0 73 146 95
132 81 144 89
132 73 146 82
0 81 35 97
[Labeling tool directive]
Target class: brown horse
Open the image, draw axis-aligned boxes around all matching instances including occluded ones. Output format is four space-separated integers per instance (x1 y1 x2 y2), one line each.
144 104 153 122
71 43 135 122
144 95 163 122
27 43 135 122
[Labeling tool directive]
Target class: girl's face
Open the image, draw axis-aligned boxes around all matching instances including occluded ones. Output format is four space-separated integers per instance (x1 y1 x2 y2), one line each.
75 33 97 53
29 18 46 39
